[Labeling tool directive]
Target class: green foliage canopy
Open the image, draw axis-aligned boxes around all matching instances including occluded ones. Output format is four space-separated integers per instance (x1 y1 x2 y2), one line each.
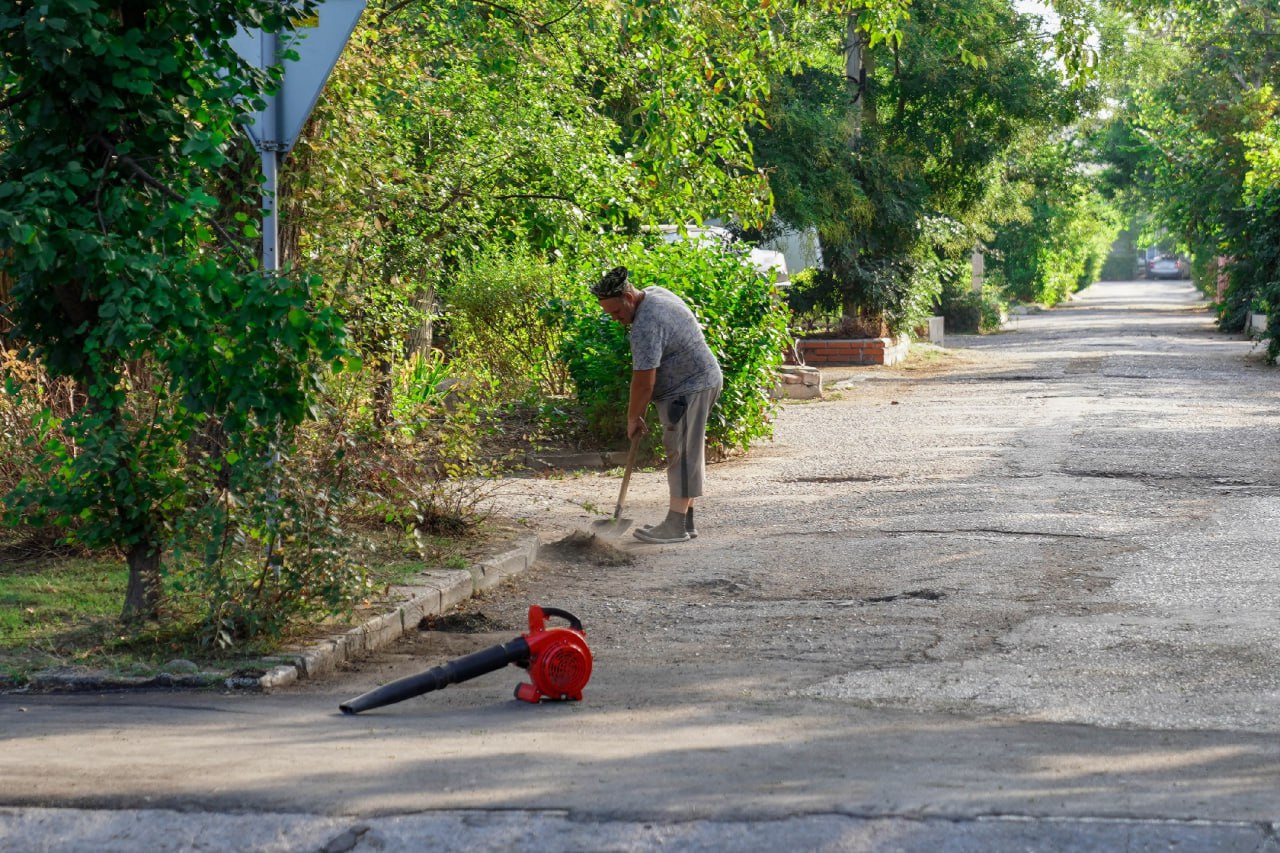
0 0 351 620
753 0 1093 332
1093 0 1280 344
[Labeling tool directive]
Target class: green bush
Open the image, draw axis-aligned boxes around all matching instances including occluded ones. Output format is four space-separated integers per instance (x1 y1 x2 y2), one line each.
1220 185 1280 358
557 240 791 455
439 242 577 398
163 357 518 650
785 267 843 336
938 282 1006 334
178 483 368 651
992 149 1122 306
1099 248 1137 282
552 300 633 442
939 291 982 334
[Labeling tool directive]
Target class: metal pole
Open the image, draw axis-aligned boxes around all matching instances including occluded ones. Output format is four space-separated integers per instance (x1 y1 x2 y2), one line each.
261 147 279 273
259 29 282 575
260 28 280 274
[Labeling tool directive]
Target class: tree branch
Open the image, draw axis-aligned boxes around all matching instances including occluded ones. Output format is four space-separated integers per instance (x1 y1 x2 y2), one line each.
490 192 576 202
541 0 587 29
90 134 253 267
467 0 552 34
0 88 34 112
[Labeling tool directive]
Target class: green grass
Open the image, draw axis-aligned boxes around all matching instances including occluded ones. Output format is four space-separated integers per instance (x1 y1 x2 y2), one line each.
0 522 521 685
0 552 266 683
903 345 951 367
0 556 129 648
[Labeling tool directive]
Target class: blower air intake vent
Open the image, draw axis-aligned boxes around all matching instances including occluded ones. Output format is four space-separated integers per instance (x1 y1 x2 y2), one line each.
520 630 593 703
544 645 591 691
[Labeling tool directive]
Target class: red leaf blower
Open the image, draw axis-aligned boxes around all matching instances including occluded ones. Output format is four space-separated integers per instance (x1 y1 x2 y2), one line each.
338 605 592 715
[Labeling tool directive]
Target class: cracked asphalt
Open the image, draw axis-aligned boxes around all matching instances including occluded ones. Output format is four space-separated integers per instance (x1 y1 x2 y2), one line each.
3 278 1279 852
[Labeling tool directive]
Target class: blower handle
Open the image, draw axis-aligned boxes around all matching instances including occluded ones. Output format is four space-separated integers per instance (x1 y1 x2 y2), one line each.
528 605 582 633
339 637 530 715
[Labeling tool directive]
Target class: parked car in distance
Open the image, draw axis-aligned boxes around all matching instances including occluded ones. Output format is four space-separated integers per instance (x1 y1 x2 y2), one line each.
654 225 790 287
1148 255 1187 280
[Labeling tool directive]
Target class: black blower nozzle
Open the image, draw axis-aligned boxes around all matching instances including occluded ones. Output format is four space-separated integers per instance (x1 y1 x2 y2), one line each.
339 637 530 715
338 605 592 715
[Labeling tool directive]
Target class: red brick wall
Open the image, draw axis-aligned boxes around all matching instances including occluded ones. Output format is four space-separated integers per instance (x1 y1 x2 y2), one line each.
795 336 908 366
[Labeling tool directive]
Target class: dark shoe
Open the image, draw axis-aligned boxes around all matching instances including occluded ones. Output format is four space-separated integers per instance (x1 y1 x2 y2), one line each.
633 516 690 544
634 526 690 544
638 525 697 539
641 509 698 539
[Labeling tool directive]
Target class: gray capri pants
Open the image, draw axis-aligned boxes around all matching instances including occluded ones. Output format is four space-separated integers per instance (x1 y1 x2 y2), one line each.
655 383 722 499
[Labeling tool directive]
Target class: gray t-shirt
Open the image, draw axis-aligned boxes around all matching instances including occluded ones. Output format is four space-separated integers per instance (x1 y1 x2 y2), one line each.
629 286 723 401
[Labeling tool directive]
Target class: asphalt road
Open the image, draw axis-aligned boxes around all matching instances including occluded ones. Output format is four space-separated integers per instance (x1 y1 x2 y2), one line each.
3 279 1279 852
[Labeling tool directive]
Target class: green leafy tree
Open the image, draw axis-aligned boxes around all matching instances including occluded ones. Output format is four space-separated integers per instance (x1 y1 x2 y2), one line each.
0 0 350 622
990 141 1122 305
288 5 630 428
1095 0 1280 338
753 0 1086 334
286 0 918 439
290 0 811 429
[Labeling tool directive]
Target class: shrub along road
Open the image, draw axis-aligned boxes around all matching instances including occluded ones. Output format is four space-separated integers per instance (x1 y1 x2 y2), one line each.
3 278 1279 851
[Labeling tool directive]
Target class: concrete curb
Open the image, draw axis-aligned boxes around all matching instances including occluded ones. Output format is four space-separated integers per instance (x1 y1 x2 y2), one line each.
255 533 541 691
18 534 541 695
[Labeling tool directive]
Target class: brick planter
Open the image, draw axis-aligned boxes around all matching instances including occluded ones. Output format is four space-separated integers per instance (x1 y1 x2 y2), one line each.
793 335 910 367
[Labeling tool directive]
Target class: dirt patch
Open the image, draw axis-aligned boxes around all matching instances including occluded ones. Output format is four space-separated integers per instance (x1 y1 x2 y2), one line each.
418 610 508 633
542 529 635 567
686 577 747 595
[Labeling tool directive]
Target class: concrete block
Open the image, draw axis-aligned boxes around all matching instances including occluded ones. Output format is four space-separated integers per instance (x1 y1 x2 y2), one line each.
259 665 299 690
296 643 338 679
363 611 403 650
773 366 822 400
928 316 945 346
256 536 539 691
524 450 611 471
335 630 363 659
398 598 429 631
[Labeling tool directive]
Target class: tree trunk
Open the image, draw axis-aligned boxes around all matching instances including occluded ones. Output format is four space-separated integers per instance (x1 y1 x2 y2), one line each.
279 191 301 269
405 282 435 358
372 355 393 430
371 252 402 430
0 256 12 337
844 15 868 142
840 16 891 333
121 540 163 623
